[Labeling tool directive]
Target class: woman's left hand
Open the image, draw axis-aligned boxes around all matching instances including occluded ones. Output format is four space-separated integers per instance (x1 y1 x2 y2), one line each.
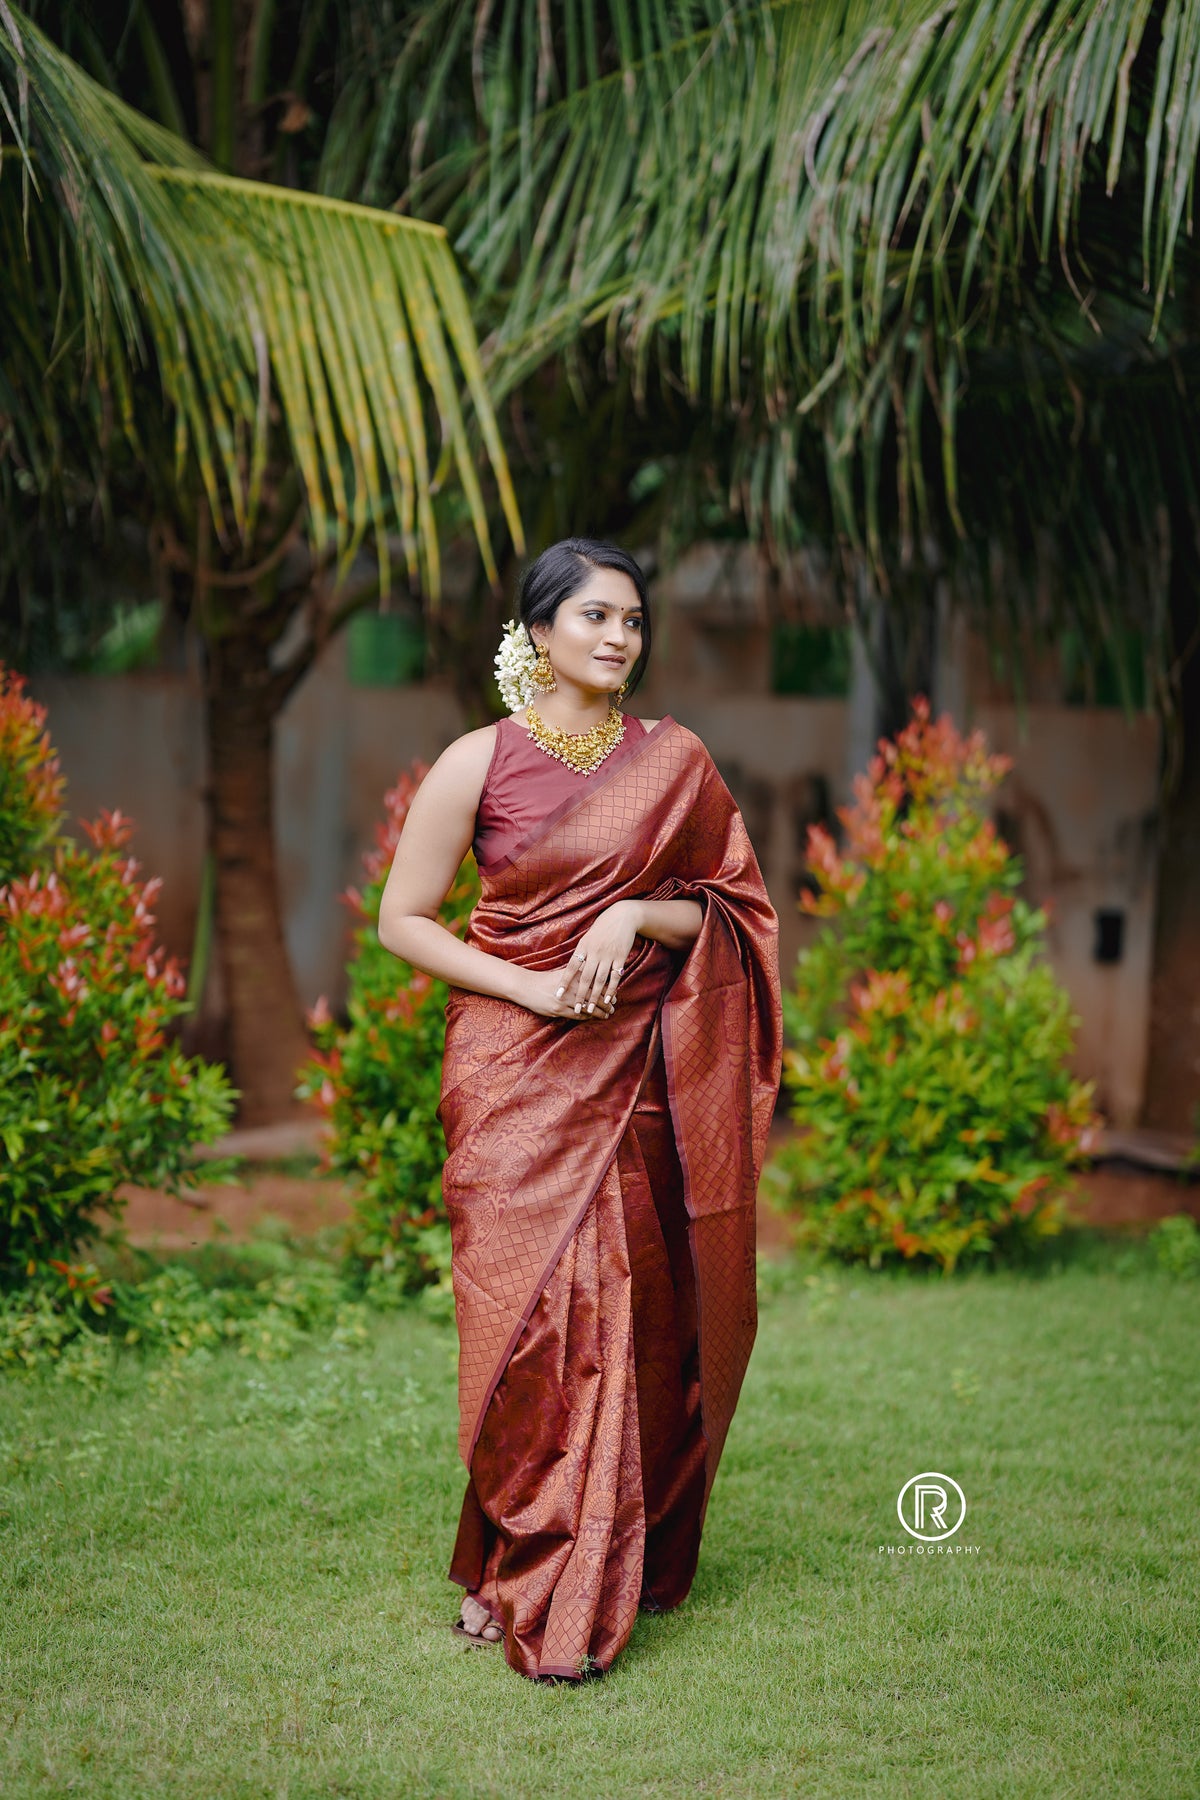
556 900 642 1017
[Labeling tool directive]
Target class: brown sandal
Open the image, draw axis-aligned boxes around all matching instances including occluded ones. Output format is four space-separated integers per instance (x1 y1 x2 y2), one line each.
451 1605 503 1646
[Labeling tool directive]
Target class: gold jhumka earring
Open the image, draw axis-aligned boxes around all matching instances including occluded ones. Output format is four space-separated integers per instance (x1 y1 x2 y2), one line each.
532 642 557 693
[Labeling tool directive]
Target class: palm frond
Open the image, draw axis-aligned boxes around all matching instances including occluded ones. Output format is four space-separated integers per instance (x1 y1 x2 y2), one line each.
419 2 1195 369
382 0 1200 706
0 3 523 595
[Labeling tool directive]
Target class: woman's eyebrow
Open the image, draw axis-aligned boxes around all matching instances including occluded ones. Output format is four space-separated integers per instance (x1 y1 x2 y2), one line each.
578 599 643 612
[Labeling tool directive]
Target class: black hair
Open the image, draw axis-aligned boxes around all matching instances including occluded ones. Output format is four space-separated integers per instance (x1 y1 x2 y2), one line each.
517 538 652 696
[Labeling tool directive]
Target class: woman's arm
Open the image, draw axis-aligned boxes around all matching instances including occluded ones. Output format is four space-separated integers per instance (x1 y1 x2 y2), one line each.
630 897 704 951
376 734 614 1021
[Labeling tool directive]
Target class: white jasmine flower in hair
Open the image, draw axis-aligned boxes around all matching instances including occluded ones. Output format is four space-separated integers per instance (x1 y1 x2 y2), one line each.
494 617 538 711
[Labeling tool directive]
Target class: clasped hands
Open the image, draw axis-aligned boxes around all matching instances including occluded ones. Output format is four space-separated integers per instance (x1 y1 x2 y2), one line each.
517 899 642 1022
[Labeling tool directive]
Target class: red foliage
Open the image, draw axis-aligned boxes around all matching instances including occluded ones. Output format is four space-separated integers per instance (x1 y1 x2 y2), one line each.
340 761 434 918
0 667 66 857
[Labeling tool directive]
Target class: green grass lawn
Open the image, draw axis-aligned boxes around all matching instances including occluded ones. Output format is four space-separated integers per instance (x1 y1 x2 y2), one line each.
2 1235 1197 1799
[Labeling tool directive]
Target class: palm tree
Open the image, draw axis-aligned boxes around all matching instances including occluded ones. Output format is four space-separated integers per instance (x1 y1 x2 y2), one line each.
1 4 522 1120
381 0 1200 1133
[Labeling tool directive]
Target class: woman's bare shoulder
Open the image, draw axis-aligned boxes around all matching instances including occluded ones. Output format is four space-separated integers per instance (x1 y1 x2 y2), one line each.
419 724 500 808
441 721 501 759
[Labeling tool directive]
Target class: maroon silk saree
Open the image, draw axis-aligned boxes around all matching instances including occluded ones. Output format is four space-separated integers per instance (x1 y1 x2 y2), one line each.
438 717 782 1680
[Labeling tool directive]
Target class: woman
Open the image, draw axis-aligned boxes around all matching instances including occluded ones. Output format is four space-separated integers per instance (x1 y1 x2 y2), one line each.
378 538 782 1682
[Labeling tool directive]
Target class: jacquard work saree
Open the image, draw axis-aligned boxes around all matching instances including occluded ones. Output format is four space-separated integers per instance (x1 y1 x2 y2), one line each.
438 717 782 1680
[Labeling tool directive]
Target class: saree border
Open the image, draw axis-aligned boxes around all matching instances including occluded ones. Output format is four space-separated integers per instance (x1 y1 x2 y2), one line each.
657 987 713 1506
462 1009 668 1470
475 714 679 877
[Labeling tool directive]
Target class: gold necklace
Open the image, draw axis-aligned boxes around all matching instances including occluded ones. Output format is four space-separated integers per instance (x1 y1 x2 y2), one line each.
525 702 626 775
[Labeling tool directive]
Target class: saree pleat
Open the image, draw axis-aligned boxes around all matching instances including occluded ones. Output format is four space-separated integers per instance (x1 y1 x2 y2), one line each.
623 1044 709 1610
448 1032 709 1678
439 717 782 1681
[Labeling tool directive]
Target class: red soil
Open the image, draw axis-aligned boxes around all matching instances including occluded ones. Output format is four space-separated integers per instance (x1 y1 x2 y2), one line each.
109 1153 1198 1257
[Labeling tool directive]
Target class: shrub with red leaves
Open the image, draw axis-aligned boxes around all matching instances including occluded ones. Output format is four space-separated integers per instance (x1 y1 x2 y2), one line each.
297 763 479 1297
0 667 237 1279
0 667 65 885
773 698 1099 1274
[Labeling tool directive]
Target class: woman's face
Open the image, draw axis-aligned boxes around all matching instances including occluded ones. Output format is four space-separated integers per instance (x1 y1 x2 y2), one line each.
530 567 645 699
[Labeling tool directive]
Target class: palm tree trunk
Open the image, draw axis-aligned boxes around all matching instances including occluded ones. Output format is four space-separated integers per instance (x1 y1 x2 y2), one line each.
203 632 311 1127
1143 573 1200 1136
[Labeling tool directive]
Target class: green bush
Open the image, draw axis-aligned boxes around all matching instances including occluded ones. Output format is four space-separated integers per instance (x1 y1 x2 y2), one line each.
772 698 1099 1274
0 662 237 1278
297 763 478 1295
0 1258 118 1386
0 1242 370 1384
1148 1213 1200 1277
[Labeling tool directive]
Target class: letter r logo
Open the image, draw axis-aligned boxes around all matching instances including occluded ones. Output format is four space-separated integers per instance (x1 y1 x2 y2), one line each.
897 1471 967 1541
914 1483 949 1532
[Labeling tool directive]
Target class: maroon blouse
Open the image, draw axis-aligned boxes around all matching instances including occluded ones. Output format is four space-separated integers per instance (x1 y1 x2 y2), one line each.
473 712 652 871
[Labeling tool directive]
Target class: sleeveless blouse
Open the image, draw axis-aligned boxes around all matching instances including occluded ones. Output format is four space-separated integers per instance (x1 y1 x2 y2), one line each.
473 712 651 871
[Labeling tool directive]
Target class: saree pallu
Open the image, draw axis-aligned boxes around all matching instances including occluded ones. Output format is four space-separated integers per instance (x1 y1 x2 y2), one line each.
437 717 782 1680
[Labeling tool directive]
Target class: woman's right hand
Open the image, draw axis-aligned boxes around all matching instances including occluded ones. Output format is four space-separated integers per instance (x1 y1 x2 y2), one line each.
513 963 617 1021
